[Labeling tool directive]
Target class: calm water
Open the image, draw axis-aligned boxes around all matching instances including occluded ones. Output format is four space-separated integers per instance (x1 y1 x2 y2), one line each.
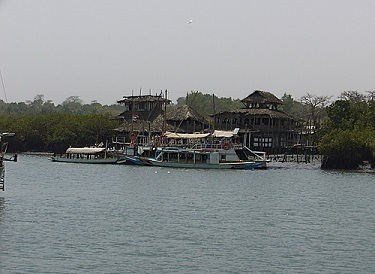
1 155 374 273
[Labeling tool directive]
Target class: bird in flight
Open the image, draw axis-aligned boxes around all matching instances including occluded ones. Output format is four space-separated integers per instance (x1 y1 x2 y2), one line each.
187 20 193 24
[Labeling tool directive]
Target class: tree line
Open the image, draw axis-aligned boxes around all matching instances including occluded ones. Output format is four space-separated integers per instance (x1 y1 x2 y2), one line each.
0 95 123 116
1 92 316 153
0 113 118 153
0 95 121 152
1 91 374 169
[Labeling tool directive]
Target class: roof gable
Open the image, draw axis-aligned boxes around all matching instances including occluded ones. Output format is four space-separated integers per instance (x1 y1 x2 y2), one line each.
241 90 283 105
167 105 208 124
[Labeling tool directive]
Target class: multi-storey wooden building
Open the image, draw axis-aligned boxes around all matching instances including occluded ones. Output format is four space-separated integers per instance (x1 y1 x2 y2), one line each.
114 91 301 151
115 94 171 135
166 104 208 133
212 90 301 152
115 93 209 143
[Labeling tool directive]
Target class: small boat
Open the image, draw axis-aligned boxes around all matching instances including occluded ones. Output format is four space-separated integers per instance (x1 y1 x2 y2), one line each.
49 147 120 164
120 146 265 169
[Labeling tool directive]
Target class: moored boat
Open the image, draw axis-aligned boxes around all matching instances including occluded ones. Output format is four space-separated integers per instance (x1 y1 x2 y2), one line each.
117 130 269 169
121 146 265 169
49 147 121 164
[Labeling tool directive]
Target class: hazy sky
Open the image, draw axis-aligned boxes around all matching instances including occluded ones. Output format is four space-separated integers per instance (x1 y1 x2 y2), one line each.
1 0 375 105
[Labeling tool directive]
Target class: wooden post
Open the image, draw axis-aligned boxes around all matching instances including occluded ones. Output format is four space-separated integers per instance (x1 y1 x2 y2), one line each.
0 167 4 191
213 94 216 131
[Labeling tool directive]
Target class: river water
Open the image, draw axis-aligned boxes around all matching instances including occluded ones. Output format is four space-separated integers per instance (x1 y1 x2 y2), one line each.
1 154 374 273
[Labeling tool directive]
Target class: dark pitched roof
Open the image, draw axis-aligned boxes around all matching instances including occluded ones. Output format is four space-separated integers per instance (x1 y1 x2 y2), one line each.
241 90 283 105
115 105 211 134
117 95 171 104
114 114 175 133
213 108 295 120
166 105 208 124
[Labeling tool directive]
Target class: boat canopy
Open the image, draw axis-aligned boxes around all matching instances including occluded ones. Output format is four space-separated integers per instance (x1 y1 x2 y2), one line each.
0 132 15 141
212 129 238 138
165 132 210 139
66 147 106 154
0 132 15 137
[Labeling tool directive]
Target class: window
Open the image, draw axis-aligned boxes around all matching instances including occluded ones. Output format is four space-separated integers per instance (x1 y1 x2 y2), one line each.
253 137 273 148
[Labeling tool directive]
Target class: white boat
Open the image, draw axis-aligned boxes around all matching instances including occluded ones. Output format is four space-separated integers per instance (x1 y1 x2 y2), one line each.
49 147 120 164
117 130 269 169
120 146 266 169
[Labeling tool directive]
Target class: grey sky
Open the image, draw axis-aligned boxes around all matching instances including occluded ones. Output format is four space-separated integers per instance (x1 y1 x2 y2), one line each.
1 0 375 105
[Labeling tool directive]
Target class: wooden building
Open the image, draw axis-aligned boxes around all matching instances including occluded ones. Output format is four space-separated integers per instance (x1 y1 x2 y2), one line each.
115 94 210 144
166 104 209 133
212 90 301 152
115 94 171 136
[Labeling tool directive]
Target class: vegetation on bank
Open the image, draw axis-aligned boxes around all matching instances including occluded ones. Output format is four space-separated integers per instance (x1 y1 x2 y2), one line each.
176 92 244 117
0 92 322 153
318 91 375 169
0 113 117 153
0 95 123 116
1 91 375 170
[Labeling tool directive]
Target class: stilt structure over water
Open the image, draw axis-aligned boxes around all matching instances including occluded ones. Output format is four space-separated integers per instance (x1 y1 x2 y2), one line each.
0 132 16 191
269 145 321 164
270 154 322 164
0 166 4 191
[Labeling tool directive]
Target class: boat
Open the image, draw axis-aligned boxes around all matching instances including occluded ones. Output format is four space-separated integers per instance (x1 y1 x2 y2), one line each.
176 130 270 168
117 130 269 169
49 147 121 164
120 146 264 169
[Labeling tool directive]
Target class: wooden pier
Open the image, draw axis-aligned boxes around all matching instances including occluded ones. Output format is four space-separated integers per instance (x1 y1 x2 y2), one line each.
269 154 322 164
0 166 4 191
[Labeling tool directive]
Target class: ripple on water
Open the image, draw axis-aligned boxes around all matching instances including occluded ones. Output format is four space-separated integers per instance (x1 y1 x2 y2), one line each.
0 154 375 273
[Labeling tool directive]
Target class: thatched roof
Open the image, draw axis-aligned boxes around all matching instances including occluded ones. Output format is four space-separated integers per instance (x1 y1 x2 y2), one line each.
115 104 211 133
117 95 171 104
241 90 283 105
116 108 164 122
114 114 175 133
167 105 208 124
213 108 295 120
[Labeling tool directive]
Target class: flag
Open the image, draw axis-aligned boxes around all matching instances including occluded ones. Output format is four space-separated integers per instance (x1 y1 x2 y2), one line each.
132 114 139 122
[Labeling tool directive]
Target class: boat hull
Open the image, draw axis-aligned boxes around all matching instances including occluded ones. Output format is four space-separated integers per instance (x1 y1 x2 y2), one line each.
49 157 119 164
122 156 263 169
147 161 263 169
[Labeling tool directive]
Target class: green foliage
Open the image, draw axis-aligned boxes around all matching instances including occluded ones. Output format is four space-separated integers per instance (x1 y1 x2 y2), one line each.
0 113 117 152
324 99 375 132
325 100 353 130
0 95 122 116
177 91 243 117
279 93 307 119
319 128 375 169
319 92 375 169
280 93 294 112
